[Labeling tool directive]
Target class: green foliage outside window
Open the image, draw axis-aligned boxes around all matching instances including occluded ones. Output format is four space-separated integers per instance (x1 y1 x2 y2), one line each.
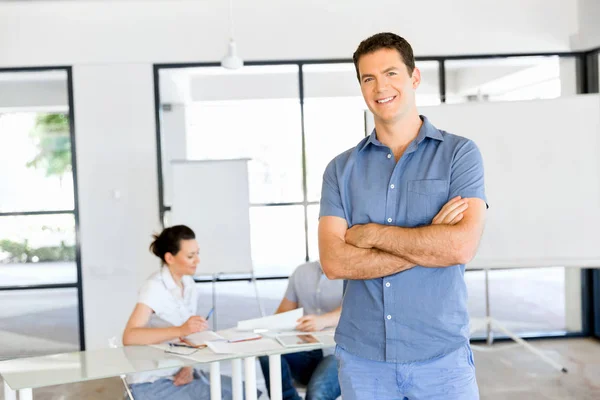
26 113 72 179
0 239 75 263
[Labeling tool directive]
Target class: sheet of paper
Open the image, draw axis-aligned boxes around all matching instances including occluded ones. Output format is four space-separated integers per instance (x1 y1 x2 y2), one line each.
218 330 262 342
185 330 224 346
205 338 282 354
237 308 303 332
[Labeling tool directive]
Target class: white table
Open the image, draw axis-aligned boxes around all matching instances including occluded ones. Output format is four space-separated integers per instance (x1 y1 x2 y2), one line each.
0 332 336 400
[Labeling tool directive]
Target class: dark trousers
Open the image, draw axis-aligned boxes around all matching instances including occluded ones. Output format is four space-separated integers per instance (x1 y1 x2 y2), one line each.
259 349 340 400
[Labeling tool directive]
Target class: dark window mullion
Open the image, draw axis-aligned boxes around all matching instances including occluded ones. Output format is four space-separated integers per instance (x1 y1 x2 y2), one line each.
298 64 310 262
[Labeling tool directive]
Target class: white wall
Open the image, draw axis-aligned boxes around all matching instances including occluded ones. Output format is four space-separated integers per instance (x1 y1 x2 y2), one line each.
0 0 578 68
73 64 161 349
570 0 600 50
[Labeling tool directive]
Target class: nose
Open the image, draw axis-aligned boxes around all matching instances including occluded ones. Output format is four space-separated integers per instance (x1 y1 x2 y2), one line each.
375 76 389 92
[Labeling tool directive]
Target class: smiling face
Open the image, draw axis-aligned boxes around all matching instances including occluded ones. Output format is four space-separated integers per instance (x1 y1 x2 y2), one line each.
357 47 421 126
164 239 200 277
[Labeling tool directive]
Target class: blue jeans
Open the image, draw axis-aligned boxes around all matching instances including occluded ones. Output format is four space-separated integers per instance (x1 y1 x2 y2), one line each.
130 370 233 400
335 344 479 400
259 350 341 400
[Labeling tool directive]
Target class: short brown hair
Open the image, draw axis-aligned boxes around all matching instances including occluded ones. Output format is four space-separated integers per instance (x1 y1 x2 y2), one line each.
353 32 416 81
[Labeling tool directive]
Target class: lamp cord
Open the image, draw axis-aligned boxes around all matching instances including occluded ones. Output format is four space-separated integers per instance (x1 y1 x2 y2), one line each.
228 0 235 40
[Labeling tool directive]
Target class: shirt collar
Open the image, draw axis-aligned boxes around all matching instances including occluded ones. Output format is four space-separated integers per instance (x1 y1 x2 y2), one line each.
161 266 179 290
359 115 443 152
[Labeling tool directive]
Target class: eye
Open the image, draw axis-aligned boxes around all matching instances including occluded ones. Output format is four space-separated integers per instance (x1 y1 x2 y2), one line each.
387 71 397 76
362 77 373 83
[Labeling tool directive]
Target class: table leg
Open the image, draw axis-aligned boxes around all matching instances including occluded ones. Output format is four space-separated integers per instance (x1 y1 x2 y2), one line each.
3 381 16 400
268 354 282 400
243 357 257 400
231 358 243 400
210 362 221 400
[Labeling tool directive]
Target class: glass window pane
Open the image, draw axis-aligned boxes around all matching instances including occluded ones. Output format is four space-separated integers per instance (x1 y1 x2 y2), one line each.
0 288 80 358
467 267 577 338
445 56 576 103
415 61 441 106
303 63 367 203
249 205 306 277
0 214 77 287
160 65 303 205
0 112 74 213
304 97 366 202
186 99 303 204
307 204 319 261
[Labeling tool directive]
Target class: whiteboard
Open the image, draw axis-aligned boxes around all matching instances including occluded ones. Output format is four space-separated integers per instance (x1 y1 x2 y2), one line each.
170 159 253 275
419 94 600 268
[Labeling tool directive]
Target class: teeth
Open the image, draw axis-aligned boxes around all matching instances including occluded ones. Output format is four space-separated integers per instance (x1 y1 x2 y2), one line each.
377 96 394 104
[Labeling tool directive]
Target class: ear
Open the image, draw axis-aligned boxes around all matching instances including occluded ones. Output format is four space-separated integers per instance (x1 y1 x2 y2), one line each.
164 252 175 265
411 66 421 89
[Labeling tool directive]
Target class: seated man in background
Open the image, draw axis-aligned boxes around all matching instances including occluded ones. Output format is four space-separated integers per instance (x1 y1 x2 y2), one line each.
260 260 343 400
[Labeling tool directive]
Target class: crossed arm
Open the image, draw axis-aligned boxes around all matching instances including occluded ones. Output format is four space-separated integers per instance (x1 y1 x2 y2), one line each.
319 196 486 280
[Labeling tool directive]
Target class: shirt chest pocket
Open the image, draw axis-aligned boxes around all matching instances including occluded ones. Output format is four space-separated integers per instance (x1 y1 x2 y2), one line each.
406 179 449 227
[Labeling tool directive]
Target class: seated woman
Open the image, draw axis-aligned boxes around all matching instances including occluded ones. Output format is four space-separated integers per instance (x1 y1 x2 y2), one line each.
122 225 234 400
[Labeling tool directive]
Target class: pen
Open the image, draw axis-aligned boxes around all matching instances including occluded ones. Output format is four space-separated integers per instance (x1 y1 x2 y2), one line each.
169 343 196 349
205 308 214 321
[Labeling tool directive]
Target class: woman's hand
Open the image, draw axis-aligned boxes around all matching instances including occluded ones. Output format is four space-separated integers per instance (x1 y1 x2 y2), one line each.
179 316 208 337
173 366 194 386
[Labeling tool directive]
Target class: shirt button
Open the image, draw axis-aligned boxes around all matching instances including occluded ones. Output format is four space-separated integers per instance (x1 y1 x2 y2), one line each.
387 218 392 223
385 282 391 288
390 184 395 189
387 315 392 320
387 153 392 159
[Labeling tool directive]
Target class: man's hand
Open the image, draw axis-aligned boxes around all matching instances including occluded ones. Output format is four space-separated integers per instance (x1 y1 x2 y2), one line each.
173 366 194 386
345 224 375 249
296 315 327 332
432 196 468 225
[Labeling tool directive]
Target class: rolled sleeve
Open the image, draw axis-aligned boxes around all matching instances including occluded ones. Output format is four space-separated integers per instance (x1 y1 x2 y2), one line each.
138 280 164 313
449 140 487 205
319 159 346 219
284 269 298 303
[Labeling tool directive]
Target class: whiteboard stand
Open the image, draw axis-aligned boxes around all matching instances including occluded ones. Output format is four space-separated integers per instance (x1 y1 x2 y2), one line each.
211 274 219 331
470 268 568 373
208 271 265 331
251 271 266 318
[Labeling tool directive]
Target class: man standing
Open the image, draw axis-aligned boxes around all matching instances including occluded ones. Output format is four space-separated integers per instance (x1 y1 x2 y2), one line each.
319 32 487 399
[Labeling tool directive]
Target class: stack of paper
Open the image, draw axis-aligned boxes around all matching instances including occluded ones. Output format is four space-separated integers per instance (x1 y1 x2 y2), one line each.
237 308 304 332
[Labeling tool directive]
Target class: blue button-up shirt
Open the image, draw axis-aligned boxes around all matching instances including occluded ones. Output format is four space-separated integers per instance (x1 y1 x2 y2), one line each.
319 115 486 363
